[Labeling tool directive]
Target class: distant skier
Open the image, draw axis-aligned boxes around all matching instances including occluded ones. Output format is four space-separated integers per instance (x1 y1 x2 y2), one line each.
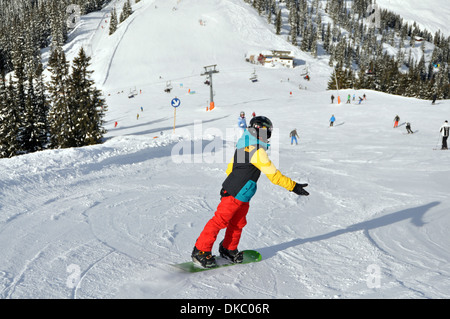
346 94 351 104
290 129 299 145
393 115 400 128
191 116 309 268
331 95 335 104
353 94 356 101
432 93 437 105
358 96 363 104
330 114 336 127
237 111 247 137
363 93 367 101
406 122 414 134
440 120 449 150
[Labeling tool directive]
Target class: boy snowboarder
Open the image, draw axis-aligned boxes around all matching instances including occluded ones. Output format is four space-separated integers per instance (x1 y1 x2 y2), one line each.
290 129 299 145
440 120 449 150
191 116 310 268
329 114 336 127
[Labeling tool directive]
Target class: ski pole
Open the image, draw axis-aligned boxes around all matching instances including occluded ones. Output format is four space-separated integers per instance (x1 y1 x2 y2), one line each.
435 133 442 149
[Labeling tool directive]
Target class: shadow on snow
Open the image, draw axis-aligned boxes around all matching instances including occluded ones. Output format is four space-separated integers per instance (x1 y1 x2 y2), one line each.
257 201 440 259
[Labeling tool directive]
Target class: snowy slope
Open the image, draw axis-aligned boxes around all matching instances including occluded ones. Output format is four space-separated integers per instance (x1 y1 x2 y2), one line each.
1 0 450 299
376 0 450 36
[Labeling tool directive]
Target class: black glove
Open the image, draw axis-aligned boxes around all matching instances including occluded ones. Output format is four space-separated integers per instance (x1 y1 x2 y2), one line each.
292 183 309 196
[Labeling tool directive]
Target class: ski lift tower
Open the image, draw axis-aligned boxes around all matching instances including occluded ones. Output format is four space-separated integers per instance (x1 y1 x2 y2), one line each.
201 64 219 110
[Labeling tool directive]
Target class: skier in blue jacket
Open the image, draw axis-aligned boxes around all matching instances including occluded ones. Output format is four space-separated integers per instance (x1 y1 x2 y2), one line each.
238 111 247 136
330 115 336 127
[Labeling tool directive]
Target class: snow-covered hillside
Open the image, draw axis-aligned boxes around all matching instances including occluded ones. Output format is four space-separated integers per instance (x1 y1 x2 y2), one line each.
1 0 449 300
377 0 450 36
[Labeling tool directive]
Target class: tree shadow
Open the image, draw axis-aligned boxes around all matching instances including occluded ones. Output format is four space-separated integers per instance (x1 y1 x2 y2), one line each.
257 201 440 259
103 115 230 142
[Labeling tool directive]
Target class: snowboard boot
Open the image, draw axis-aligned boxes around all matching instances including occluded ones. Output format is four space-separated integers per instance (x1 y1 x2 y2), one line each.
219 240 244 264
191 246 217 268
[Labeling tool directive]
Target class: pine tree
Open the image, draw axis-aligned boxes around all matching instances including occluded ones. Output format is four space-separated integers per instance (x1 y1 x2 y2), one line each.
47 48 74 149
435 64 450 99
21 62 49 153
11 36 28 153
275 9 282 35
0 75 21 157
21 73 40 153
109 7 118 35
49 0 67 52
327 66 350 90
68 47 107 146
120 0 133 24
0 74 9 157
33 62 50 150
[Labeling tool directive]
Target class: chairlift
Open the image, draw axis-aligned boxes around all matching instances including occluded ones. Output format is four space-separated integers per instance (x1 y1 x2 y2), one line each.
249 69 258 82
128 87 137 98
300 66 309 77
164 81 173 93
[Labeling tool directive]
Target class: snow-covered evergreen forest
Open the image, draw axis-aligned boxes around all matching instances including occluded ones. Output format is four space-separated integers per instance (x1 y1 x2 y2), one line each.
0 0 109 158
247 0 449 99
0 0 449 159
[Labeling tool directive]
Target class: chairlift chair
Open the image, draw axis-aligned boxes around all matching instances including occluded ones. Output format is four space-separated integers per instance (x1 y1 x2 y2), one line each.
164 81 173 93
249 69 258 82
300 66 309 77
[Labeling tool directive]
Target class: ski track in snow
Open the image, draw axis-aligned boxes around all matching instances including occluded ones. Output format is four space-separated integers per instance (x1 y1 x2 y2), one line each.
1 0 450 299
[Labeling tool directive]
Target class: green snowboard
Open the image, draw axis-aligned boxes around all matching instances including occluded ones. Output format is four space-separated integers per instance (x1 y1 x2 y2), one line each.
172 250 262 273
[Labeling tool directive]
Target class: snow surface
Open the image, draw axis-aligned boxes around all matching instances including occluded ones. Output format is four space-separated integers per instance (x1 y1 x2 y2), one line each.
1 0 450 299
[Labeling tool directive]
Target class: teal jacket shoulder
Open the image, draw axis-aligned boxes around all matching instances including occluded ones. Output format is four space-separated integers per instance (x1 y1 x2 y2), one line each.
236 130 269 150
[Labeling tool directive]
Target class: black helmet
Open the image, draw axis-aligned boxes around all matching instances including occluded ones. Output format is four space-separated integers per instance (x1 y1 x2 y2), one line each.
248 116 273 141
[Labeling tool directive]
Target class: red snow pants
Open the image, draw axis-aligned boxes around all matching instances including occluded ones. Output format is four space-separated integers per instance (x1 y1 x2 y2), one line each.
195 195 249 252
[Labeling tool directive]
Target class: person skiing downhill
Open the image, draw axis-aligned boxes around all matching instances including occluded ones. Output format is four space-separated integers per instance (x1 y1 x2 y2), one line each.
237 111 247 137
440 120 449 150
393 115 400 128
290 129 299 145
329 114 336 127
406 122 414 134
191 116 310 268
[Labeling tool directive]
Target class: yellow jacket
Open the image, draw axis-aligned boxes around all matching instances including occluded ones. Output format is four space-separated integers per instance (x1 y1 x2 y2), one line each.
222 143 296 202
